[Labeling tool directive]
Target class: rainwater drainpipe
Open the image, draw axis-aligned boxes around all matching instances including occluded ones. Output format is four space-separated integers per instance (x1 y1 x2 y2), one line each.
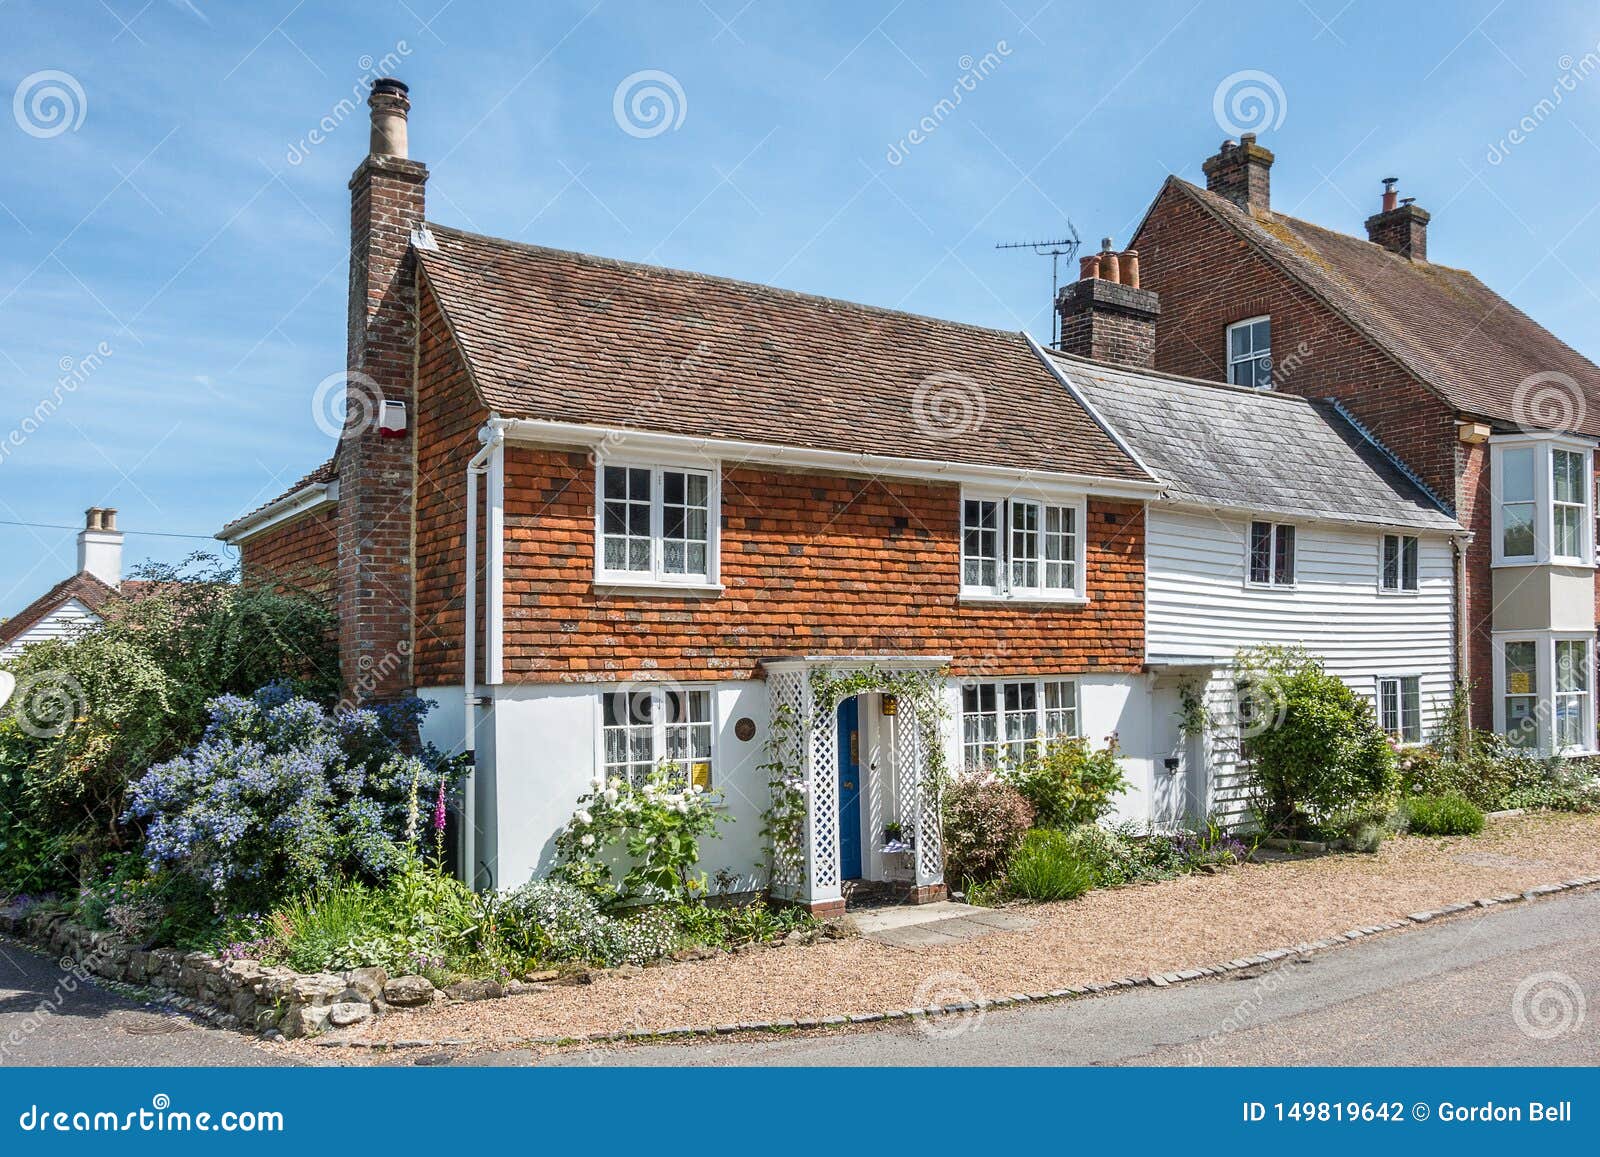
1453 532 1473 744
463 417 508 889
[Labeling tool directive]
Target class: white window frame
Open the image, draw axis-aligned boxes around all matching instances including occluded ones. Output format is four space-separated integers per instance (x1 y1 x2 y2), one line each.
1245 519 1297 588
1489 436 1595 568
594 457 723 592
960 489 1088 603
960 677 1081 773
1225 315 1272 389
1492 632 1597 755
1378 533 1420 594
1375 674 1423 745
596 684 718 790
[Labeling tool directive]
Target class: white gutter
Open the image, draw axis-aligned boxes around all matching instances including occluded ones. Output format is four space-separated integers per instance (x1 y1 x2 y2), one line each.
496 417 1165 502
462 417 509 890
1160 498 1463 538
216 480 338 545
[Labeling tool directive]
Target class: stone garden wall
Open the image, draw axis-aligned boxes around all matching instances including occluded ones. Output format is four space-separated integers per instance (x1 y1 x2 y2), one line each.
0 903 442 1039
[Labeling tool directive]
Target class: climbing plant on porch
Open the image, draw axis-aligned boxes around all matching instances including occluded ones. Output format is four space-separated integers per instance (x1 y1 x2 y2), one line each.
758 663 950 894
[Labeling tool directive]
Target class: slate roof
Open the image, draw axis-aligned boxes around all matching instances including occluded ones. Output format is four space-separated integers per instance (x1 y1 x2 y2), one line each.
1160 178 1600 437
0 571 127 649
1046 349 1460 533
414 224 1151 482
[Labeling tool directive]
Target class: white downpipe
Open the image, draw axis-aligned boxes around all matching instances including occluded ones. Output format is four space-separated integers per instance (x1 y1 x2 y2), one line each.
487 434 505 684
462 419 507 889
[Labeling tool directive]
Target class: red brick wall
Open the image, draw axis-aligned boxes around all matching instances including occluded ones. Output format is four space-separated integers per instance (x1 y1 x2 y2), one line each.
411 277 491 687
1133 185 1489 722
238 508 338 596
485 445 1145 683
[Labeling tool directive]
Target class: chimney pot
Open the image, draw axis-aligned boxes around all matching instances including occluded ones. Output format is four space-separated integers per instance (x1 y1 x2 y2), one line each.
77 507 123 586
84 507 100 531
102 508 117 532
1097 248 1120 284
1381 176 1399 213
1120 250 1140 289
368 77 411 159
1079 254 1099 281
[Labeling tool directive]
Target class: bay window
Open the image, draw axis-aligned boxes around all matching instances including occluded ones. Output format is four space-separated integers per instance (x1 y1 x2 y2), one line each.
961 678 1080 772
596 462 719 587
961 492 1085 600
1495 634 1595 754
1491 439 1593 566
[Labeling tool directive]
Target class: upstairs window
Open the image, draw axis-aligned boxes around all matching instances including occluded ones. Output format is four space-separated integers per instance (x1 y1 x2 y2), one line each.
1226 316 1272 388
1248 520 1295 586
1380 534 1419 592
961 494 1084 600
1377 676 1422 744
597 463 716 585
1492 440 1593 566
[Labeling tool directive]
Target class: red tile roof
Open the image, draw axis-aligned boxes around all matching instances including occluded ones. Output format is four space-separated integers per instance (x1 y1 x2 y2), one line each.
0 571 118 648
415 224 1151 481
217 455 338 541
1164 178 1600 436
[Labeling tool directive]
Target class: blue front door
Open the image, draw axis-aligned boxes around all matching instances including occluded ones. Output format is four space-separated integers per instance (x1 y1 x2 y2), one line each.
837 697 863 880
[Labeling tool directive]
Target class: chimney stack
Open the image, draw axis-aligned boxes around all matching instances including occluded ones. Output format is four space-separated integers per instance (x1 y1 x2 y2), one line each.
1365 178 1429 261
1056 238 1160 368
77 507 123 587
1202 132 1274 215
336 79 428 699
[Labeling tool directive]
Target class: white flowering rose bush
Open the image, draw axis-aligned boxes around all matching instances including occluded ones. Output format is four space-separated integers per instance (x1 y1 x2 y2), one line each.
554 764 728 903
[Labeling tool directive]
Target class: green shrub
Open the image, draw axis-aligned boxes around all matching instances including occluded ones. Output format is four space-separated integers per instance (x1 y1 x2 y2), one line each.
1347 821 1384 853
1006 829 1096 901
940 775 1033 883
1238 646 1396 834
1001 737 1129 829
1404 793 1485 836
491 879 681 968
672 899 814 949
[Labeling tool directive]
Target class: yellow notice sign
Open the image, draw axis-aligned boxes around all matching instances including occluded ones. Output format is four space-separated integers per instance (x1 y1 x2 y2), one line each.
691 761 712 790
1508 672 1532 696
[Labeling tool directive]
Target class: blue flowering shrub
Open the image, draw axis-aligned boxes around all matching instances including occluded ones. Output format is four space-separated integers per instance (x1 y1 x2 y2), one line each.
124 685 462 912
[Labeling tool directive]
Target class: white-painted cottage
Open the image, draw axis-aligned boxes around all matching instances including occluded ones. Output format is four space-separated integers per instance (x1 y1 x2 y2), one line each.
1052 352 1464 827
0 509 132 660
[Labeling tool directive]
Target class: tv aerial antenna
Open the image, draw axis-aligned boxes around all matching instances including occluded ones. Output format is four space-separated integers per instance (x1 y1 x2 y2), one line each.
995 224 1081 345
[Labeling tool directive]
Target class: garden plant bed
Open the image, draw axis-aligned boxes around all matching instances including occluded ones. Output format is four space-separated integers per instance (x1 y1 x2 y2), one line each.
283 811 1600 1059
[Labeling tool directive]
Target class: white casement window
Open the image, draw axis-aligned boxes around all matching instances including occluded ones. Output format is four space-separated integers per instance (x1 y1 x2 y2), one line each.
1226 316 1272 388
961 492 1085 600
961 678 1080 773
1376 676 1422 744
1491 438 1594 566
596 462 718 587
600 685 715 789
1495 634 1596 754
1380 534 1419 593
1555 638 1591 752
1247 520 1296 586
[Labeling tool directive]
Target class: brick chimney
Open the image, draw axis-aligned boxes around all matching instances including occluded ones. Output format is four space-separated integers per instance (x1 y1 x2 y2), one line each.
1365 177 1429 261
1056 238 1160 368
77 507 123 587
1202 132 1273 215
337 78 427 699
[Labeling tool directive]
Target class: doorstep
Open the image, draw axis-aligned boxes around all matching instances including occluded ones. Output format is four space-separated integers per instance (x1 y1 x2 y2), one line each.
848 900 1036 947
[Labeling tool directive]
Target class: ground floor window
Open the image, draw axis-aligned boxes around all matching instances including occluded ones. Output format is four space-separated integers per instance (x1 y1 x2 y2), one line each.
1376 675 1422 744
961 678 1079 773
601 686 715 788
1496 635 1594 754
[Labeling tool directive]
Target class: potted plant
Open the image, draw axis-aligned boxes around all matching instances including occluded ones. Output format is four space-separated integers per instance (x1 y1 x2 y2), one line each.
882 822 911 851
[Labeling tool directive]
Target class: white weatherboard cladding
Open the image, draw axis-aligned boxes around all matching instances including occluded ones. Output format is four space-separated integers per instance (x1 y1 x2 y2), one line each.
1146 509 1456 825
0 599 101 660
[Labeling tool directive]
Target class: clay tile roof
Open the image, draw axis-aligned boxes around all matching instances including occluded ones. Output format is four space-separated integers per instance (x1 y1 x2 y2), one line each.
414 224 1151 482
217 455 338 538
0 571 118 647
1169 178 1600 437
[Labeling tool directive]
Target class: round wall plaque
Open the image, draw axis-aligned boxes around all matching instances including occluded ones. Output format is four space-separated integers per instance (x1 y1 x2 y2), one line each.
734 716 757 742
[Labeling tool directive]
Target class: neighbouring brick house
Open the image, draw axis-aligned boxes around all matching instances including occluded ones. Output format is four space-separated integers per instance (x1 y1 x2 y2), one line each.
1130 133 1600 755
217 82 1463 911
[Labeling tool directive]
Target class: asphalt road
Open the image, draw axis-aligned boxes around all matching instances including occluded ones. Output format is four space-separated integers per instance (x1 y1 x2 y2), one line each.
0 937 278 1067
537 888 1600 1067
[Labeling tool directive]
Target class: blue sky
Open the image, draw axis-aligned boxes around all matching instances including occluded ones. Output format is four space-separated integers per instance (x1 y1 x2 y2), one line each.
3 0 1600 611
